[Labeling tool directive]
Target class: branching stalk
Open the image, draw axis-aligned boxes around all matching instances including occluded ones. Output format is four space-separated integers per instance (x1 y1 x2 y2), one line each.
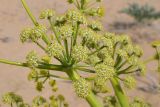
110 78 130 107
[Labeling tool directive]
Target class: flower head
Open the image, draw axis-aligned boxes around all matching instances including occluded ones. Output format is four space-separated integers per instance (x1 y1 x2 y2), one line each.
59 25 73 39
20 28 32 43
46 42 64 58
95 64 116 79
66 10 87 25
30 25 47 42
54 15 66 26
39 9 55 19
133 45 143 57
80 28 101 48
2 92 23 104
26 51 39 67
128 55 139 66
116 49 128 59
124 76 136 89
137 61 146 75
32 96 46 106
73 78 90 98
88 21 103 31
103 55 115 66
72 45 89 62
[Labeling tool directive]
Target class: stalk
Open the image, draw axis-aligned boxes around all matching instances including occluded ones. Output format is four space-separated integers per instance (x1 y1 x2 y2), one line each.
21 0 38 26
0 58 64 71
110 78 130 107
66 69 103 107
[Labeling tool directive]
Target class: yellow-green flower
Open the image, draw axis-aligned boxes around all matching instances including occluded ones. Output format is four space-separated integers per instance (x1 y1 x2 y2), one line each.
73 78 90 98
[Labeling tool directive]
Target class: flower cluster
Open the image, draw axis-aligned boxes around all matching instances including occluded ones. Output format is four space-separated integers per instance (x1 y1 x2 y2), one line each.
26 51 39 68
2 92 29 107
20 25 46 43
73 78 91 98
72 45 89 62
39 9 55 19
46 42 64 58
59 25 73 39
123 76 136 89
130 97 151 107
66 10 87 25
88 20 103 31
95 64 116 80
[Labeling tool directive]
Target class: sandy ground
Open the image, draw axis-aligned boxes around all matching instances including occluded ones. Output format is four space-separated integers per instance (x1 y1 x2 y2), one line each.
0 0 160 107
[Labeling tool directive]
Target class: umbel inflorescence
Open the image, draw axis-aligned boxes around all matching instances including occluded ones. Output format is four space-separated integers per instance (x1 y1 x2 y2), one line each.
1 0 149 107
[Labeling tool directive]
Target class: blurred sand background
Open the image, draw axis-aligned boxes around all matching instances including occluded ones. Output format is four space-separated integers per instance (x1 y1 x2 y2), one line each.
0 0 160 107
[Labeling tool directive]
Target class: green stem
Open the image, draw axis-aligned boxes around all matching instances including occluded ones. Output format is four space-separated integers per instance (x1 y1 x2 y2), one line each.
64 39 69 60
110 78 130 107
89 46 106 56
0 58 64 71
66 69 103 107
77 67 95 73
21 0 38 26
34 41 46 51
73 23 80 46
48 18 61 44
75 0 81 9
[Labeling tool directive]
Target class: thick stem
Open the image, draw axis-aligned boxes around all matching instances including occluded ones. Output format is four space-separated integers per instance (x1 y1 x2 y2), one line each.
66 69 103 107
0 58 64 71
110 78 130 107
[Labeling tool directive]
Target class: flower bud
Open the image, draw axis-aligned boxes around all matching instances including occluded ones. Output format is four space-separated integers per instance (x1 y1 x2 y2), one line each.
103 55 115 66
66 10 87 25
20 28 32 43
97 7 105 16
80 28 101 47
116 49 128 59
97 48 112 59
32 96 46 106
95 64 116 79
73 78 90 98
17 102 30 107
130 97 151 107
2 92 23 104
88 21 103 31
67 0 74 3
123 43 134 54
128 55 139 66
87 7 105 17
151 40 160 48
31 25 47 42
120 35 131 44
39 9 55 19
26 51 39 67
137 61 146 75
133 45 143 57
55 15 66 26
49 79 58 92
36 81 44 91
72 45 89 62
86 54 101 65
124 76 136 89
93 77 110 93
28 69 38 81
46 42 64 58
59 25 73 39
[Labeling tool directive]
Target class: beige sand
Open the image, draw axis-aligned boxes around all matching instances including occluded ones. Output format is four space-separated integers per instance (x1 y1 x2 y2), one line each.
0 0 160 106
